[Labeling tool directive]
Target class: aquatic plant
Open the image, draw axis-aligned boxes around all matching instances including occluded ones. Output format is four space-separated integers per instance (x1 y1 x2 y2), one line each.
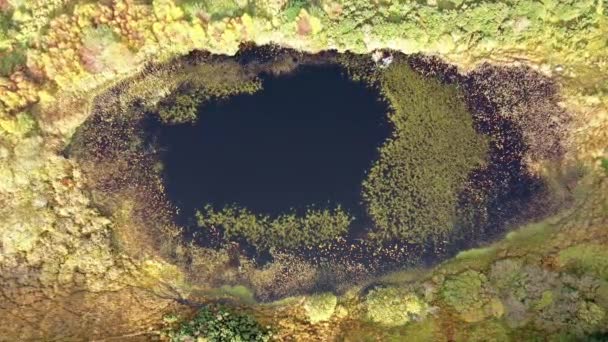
196 204 352 251
166 305 273 342
155 62 262 124
362 61 488 244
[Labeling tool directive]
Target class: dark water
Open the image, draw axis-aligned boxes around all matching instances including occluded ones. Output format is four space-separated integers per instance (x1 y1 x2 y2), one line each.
155 65 390 220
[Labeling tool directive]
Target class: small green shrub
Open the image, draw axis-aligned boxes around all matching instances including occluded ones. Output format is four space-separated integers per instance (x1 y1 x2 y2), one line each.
441 270 487 313
303 292 337 323
166 306 272 342
365 286 428 326
283 0 307 21
559 244 608 280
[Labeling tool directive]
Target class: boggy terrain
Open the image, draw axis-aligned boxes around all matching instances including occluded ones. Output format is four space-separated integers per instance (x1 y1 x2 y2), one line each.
41 46 599 340
0 0 607 340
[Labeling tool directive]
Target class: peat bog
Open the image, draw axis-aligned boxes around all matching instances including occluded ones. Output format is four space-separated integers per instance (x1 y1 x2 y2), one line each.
69 48 571 286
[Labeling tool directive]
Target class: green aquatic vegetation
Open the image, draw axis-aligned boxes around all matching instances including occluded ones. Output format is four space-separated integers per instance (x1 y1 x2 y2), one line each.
196 204 352 250
156 63 261 124
166 305 272 342
362 61 488 244
303 292 337 323
365 286 428 326
158 91 200 124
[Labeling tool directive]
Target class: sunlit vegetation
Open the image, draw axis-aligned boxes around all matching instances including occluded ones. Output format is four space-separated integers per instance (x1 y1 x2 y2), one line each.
157 63 262 124
0 0 605 339
165 305 273 342
365 286 428 326
303 292 338 323
196 204 352 251
559 244 608 280
363 60 488 244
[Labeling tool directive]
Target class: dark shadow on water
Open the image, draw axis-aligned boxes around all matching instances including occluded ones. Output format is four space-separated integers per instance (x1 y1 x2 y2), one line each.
154 64 391 223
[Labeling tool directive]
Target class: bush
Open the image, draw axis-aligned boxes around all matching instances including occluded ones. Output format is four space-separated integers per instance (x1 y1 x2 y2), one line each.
365 286 428 326
303 292 337 323
166 306 272 342
0 46 27 77
441 270 487 314
559 244 608 281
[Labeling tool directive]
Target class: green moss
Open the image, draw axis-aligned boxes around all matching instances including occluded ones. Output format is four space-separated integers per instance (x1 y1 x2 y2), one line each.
559 244 608 280
505 222 555 251
303 292 337 323
362 61 488 244
166 305 272 342
196 204 352 251
157 92 200 124
209 285 256 304
365 287 428 326
395 318 439 342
